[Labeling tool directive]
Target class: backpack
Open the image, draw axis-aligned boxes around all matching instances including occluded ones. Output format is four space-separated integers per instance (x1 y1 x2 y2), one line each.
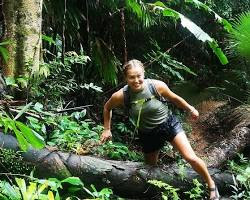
122 79 168 116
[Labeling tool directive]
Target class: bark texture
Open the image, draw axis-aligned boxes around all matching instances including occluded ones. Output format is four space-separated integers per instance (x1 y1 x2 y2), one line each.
2 0 43 76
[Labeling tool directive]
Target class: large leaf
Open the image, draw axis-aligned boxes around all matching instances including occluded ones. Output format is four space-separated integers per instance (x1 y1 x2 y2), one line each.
0 181 21 200
61 177 84 186
208 41 229 65
184 0 233 33
16 121 45 149
6 120 30 151
150 2 228 65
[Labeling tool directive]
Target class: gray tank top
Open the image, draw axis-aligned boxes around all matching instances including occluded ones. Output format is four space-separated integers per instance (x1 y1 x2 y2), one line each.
129 79 169 130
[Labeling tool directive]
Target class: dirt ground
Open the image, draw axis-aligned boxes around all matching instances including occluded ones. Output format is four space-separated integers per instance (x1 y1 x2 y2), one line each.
186 100 227 159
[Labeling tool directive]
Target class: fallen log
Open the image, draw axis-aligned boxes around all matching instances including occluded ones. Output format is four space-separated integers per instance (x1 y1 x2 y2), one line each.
0 132 233 198
189 102 250 168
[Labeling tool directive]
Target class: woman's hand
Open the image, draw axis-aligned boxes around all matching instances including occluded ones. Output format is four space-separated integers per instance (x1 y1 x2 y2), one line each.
189 106 199 120
100 129 112 144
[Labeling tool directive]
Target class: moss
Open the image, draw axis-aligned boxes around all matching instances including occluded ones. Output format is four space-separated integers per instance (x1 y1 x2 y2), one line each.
0 148 33 175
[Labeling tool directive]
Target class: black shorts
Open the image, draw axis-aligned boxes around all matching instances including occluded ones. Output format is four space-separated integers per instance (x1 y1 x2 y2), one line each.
138 115 183 153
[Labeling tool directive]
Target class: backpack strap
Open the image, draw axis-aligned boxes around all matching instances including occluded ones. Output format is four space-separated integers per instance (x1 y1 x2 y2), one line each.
123 79 168 116
123 84 131 115
147 79 167 103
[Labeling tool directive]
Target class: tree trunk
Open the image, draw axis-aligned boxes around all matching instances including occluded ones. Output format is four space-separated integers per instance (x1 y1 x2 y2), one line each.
0 132 234 198
2 0 43 77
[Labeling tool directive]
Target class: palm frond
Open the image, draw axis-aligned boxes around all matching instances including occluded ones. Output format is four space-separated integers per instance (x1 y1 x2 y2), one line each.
125 0 154 28
228 11 250 61
92 38 121 85
150 2 228 65
145 44 196 81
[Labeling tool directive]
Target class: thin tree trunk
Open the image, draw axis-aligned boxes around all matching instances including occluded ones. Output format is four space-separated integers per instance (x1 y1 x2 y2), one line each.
120 8 127 64
2 0 43 77
61 0 66 64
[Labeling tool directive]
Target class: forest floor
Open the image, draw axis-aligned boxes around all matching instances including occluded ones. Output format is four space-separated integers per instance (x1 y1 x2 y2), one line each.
186 100 227 160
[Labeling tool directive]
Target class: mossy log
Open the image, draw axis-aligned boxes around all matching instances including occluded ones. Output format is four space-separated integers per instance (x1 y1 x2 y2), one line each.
0 132 233 198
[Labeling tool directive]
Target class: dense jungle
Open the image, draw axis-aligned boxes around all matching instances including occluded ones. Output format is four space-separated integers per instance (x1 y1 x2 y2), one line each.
0 0 250 199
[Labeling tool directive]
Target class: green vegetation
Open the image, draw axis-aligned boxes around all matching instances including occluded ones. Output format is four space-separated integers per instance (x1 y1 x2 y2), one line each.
0 176 116 200
0 0 250 199
228 154 250 199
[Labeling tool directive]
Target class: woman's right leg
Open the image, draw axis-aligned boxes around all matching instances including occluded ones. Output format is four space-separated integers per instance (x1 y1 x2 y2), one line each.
171 132 217 199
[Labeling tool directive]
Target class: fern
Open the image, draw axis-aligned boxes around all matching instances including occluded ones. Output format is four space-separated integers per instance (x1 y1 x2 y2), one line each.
92 37 120 85
228 11 250 62
145 41 196 81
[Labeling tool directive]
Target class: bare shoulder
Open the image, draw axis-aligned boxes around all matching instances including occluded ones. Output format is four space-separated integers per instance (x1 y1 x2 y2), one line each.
111 89 123 101
108 88 124 108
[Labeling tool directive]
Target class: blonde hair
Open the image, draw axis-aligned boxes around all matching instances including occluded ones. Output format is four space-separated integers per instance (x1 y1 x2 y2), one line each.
123 59 144 76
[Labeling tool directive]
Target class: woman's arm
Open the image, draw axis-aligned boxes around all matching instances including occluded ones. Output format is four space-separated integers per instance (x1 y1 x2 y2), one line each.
100 89 124 143
153 80 199 119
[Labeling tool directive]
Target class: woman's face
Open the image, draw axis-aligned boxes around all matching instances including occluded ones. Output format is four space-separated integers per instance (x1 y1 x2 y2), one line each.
125 65 145 92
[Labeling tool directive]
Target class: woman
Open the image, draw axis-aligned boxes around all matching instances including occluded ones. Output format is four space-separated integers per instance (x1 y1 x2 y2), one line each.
100 59 219 200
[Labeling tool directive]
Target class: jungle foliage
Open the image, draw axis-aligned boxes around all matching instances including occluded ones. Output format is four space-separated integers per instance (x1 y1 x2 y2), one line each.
0 0 250 199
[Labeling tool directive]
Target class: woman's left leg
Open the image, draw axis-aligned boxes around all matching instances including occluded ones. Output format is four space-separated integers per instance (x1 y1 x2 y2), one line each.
144 150 160 166
171 131 216 199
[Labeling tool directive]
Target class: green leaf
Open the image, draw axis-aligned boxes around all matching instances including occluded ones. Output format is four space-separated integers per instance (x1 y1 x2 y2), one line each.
34 102 44 112
61 177 84 186
10 121 29 151
125 0 153 28
208 41 229 65
16 77 28 88
185 0 233 33
16 121 45 149
92 37 120 85
14 102 33 120
179 13 212 42
0 46 9 63
162 9 179 18
5 77 18 87
0 181 21 199
151 3 229 65
126 0 143 18
15 131 29 151
15 178 28 199
42 35 56 45
154 1 167 8
228 11 250 61
0 40 11 46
